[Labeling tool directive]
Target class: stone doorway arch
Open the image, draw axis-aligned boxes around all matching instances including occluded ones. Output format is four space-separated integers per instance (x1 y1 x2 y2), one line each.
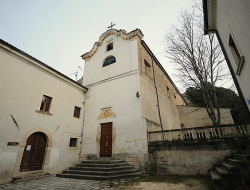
12 128 52 178
20 132 47 172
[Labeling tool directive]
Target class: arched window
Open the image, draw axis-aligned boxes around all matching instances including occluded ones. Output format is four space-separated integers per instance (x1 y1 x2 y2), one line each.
103 56 116 67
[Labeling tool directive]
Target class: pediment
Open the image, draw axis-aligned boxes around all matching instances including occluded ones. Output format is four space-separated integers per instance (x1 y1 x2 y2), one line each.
81 29 143 60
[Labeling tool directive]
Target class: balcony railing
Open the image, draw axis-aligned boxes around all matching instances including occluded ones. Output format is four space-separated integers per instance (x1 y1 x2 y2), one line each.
147 124 250 142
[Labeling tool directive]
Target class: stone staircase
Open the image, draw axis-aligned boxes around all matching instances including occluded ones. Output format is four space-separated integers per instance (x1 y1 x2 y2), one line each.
209 145 250 189
56 158 143 180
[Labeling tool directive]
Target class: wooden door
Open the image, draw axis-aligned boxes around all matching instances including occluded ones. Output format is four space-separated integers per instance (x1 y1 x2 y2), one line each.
100 122 112 157
20 132 47 172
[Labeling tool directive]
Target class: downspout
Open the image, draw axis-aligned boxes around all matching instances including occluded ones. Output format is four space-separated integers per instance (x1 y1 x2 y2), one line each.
151 55 164 137
78 95 86 158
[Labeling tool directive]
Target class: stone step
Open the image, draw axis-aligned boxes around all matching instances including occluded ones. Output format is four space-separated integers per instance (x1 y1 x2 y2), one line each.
232 154 250 161
81 160 125 164
75 163 129 168
226 158 245 167
209 170 221 181
57 158 142 181
63 169 139 176
215 166 229 177
240 150 250 155
209 170 222 187
221 162 236 173
69 166 134 171
56 172 143 180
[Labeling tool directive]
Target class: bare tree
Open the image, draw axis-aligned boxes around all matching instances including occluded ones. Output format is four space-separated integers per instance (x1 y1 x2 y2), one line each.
165 7 229 128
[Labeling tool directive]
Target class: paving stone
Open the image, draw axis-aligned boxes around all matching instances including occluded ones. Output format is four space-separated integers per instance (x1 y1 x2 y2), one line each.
0 176 135 189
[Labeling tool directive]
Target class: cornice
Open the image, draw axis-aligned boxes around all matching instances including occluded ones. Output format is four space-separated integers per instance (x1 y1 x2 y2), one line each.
81 28 144 60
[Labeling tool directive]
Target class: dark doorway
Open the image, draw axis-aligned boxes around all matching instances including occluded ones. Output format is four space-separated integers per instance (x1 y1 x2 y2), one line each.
20 132 47 172
100 122 112 157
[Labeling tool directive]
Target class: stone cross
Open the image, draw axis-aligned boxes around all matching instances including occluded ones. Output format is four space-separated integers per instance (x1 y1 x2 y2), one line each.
107 22 116 29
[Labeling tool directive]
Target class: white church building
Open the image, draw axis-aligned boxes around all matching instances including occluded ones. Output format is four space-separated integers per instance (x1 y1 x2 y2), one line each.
0 28 233 184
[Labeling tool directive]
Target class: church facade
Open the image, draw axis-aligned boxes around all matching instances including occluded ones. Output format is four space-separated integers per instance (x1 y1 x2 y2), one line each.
0 28 233 184
80 29 186 169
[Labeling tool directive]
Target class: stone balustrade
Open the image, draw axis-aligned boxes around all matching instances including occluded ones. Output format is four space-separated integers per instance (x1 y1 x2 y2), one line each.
147 124 250 142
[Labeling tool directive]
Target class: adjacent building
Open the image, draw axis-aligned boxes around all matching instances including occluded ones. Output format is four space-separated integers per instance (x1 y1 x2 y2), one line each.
203 0 250 115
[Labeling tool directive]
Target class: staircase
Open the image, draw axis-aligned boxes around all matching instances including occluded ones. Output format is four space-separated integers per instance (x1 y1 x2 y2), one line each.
209 145 250 189
56 158 143 180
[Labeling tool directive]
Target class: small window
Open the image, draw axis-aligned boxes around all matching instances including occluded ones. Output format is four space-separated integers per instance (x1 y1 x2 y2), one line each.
69 138 78 147
145 66 148 75
40 95 52 112
107 42 113 51
103 56 116 67
74 106 81 118
229 35 241 63
166 85 169 91
144 59 151 67
144 59 151 77
229 34 245 75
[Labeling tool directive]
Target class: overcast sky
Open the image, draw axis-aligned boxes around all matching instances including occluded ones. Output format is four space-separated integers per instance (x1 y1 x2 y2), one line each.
0 0 195 91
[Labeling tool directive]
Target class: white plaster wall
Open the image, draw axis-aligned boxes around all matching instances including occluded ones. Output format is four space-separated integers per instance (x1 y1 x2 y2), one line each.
82 35 147 161
0 48 85 184
83 34 139 86
82 73 147 157
214 0 250 111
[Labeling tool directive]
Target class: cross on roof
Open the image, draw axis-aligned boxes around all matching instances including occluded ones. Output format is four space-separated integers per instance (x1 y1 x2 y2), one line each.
107 22 116 29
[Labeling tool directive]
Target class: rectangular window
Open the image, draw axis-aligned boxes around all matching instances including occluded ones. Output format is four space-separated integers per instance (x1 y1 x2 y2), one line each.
229 34 245 75
40 95 52 112
229 35 241 63
73 106 81 118
106 42 113 51
144 59 151 67
69 138 78 147
144 59 152 77
145 66 148 75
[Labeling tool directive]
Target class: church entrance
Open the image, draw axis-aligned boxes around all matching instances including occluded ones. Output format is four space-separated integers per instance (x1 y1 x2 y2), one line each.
20 132 47 172
100 122 112 157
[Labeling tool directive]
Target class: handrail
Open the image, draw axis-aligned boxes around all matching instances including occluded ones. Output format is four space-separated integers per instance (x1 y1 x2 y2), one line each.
147 124 250 142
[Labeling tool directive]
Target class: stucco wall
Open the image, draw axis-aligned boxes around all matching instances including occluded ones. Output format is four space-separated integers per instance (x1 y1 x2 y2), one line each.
177 106 234 128
138 43 185 106
81 32 147 169
138 43 182 131
83 32 139 87
141 76 181 131
209 0 250 111
0 47 85 184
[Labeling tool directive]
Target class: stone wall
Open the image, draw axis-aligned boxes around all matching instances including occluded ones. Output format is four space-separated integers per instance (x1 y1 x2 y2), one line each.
177 106 234 128
147 139 248 175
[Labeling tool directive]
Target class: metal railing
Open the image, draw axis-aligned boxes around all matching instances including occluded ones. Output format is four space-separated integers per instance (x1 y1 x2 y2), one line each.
147 124 250 142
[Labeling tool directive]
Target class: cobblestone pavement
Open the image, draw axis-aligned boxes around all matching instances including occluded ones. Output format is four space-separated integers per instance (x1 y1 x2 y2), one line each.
0 176 129 190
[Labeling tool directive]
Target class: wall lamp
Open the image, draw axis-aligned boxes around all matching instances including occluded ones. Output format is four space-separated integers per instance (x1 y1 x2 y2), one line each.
136 91 140 98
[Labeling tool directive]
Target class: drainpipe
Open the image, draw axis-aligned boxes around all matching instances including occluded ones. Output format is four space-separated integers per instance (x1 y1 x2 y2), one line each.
78 97 86 158
151 55 164 137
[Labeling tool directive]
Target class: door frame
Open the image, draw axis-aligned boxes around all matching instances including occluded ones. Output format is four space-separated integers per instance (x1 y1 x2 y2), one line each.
12 128 52 178
100 122 113 157
20 132 47 172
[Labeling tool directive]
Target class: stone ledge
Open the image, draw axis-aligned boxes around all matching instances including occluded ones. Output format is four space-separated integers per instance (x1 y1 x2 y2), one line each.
12 173 50 184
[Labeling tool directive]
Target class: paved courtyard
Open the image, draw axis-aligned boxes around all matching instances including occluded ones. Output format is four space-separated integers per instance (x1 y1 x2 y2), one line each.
0 176 122 190
0 175 211 190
